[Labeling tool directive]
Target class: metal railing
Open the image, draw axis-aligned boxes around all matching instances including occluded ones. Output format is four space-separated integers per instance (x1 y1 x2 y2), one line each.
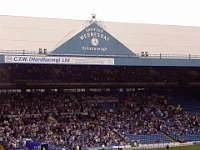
1 49 200 59
0 49 38 55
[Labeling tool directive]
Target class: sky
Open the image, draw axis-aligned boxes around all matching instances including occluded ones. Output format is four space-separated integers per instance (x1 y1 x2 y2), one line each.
0 0 200 26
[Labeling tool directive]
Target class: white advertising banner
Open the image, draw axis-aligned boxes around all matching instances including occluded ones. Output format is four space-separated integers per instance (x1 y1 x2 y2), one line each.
4 55 114 65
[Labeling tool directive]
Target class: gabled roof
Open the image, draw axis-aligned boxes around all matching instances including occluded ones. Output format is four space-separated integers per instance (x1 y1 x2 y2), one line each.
51 21 136 56
1 15 200 55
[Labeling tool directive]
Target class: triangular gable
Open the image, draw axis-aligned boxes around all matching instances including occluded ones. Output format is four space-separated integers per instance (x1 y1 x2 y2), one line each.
51 22 137 56
51 25 85 52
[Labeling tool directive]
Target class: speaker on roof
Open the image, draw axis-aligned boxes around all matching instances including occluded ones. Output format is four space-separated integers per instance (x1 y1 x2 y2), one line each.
44 49 47 54
145 51 148 57
141 51 145 57
39 48 43 54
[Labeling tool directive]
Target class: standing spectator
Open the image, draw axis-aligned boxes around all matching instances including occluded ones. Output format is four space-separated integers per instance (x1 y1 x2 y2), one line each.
166 144 169 150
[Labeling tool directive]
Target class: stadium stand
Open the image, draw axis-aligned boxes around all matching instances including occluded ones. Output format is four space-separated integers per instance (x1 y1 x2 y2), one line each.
0 15 200 150
1 64 200 83
0 90 199 149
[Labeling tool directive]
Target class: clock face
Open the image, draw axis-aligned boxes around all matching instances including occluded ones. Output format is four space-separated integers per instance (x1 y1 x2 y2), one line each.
91 38 99 46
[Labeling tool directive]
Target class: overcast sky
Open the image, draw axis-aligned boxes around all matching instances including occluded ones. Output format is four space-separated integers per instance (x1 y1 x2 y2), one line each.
0 0 200 26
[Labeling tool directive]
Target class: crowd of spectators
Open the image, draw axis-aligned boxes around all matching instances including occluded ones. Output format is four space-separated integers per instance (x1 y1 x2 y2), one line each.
1 64 200 83
118 93 200 143
0 92 125 149
0 91 199 149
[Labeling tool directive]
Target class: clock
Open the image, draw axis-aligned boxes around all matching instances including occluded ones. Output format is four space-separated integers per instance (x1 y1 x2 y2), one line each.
91 38 99 46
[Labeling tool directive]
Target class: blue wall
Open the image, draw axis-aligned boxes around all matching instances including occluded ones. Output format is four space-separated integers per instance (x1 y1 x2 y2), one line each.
114 57 200 67
52 22 136 56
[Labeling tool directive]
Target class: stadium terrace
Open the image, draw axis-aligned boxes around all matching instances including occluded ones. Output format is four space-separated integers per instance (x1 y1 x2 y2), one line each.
0 15 200 150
